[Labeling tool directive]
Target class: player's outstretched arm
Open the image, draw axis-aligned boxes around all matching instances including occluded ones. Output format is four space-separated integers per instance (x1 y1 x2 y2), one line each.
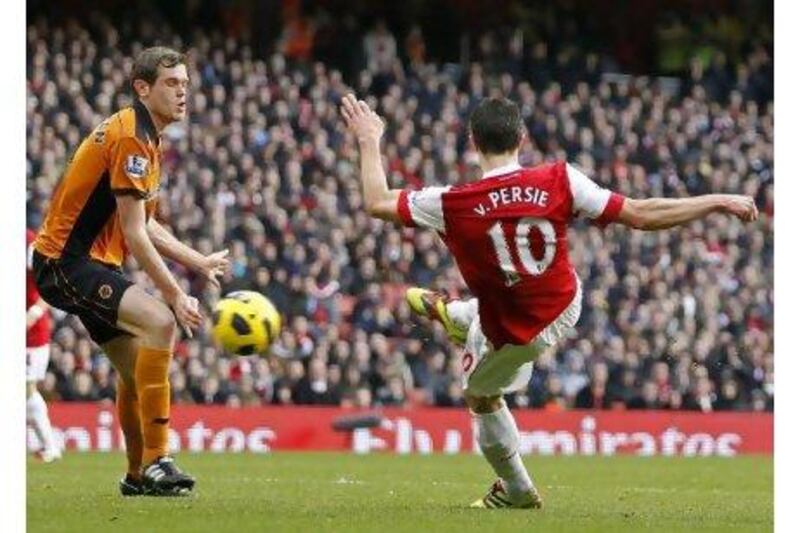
340 93 402 223
117 195 203 334
615 194 758 230
146 218 230 289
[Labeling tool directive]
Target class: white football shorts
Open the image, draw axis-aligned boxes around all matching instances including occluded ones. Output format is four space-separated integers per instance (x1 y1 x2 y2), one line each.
461 280 582 397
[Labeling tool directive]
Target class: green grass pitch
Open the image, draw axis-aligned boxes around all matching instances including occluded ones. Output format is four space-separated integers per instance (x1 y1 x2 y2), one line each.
27 452 772 532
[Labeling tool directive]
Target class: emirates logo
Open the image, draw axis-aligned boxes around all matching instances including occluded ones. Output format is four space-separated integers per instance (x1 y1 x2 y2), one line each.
98 284 113 299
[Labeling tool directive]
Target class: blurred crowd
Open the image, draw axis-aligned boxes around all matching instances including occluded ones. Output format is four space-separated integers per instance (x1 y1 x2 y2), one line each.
26 7 773 413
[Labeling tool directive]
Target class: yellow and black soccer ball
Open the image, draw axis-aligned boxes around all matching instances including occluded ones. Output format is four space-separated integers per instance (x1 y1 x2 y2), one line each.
211 291 282 356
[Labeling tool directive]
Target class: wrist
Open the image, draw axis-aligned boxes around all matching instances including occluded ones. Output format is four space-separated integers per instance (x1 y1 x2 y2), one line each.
162 283 183 304
357 136 381 149
193 254 209 273
712 194 731 212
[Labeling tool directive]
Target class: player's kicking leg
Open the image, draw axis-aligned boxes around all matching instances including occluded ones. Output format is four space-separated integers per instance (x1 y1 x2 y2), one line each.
115 286 195 496
405 288 472 345
26 347 61 463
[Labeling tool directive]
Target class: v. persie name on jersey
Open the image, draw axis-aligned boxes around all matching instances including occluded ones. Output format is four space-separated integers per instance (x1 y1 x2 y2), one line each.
473 186 550 216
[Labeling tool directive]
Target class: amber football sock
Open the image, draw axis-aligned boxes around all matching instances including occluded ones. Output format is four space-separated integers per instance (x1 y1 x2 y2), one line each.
134 346 172 466
116 377 143 479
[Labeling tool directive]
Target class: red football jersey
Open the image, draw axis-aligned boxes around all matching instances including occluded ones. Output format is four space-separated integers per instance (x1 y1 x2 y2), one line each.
27 228 51 348
397 161 624 348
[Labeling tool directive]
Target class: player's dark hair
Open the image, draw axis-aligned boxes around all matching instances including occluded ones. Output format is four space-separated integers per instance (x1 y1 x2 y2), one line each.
131 46 186 87
469 97 523 155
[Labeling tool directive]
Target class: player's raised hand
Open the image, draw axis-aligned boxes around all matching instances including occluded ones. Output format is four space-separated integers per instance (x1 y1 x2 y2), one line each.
718 195 759 222
200 248 230 289
340 93 384 143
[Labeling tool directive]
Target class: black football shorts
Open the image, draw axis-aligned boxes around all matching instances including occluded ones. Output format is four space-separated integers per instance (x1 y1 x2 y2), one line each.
32 250 134 345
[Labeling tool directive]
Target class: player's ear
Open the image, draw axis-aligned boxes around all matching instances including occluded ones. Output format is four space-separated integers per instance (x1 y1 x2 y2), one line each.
132 79 150 98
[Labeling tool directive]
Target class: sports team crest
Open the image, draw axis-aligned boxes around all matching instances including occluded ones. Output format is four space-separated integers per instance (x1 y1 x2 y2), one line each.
98 284 113 299
125 155 149 179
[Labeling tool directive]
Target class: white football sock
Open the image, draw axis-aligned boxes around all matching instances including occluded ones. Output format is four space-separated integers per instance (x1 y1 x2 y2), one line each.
446 298 478 330
474 400 534 499
27 390 57 453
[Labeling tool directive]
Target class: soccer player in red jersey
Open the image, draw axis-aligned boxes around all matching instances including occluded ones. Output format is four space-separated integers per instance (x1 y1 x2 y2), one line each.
341 94 758 509
26 228 60 462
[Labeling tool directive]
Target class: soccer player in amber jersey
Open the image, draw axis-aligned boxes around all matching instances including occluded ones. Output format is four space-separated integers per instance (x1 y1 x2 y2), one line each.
341 94 758 509
32 47 230 496
26 228 60 463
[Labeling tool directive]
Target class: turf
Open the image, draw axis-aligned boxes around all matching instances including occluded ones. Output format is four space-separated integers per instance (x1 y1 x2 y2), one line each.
27 452 772 532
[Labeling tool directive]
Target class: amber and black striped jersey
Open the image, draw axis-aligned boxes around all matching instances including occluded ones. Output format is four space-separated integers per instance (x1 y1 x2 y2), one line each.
34 100 162 267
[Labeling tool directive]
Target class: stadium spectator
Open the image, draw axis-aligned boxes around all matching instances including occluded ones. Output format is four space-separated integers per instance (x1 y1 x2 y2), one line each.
574 361 613 410
627 381 661 410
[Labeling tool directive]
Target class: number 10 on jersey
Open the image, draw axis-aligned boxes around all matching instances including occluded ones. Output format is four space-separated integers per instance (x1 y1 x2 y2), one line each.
487 217 556 286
